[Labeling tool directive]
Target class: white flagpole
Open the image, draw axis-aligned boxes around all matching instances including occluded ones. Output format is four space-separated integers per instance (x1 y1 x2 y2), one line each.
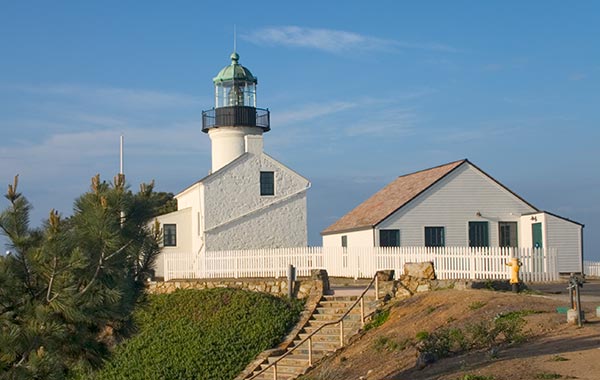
120 135 124 175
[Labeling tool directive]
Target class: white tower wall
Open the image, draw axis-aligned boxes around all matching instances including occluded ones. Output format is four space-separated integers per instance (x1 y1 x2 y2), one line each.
208 126 263 172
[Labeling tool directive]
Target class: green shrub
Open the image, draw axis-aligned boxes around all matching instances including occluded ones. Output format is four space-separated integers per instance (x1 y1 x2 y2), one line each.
493 312 527 344
468 301 486 310
372 336 408 352
364 308 390 331
95 288 303 380
549 355 569 362
535 373 562 379
416 311 529 360
415 330 430 341
458 375 495 380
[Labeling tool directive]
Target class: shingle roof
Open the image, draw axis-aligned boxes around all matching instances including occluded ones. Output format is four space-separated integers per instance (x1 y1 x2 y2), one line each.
321 159 467 235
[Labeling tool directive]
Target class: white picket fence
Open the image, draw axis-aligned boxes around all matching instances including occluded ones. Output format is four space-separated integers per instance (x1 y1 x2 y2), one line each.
584 260 600 277
164 246 559 282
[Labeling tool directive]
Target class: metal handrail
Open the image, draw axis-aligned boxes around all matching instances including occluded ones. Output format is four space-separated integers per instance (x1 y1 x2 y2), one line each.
247 274 381 380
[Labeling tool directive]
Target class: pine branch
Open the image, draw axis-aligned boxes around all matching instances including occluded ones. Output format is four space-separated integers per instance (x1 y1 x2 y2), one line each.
46 256 59 303
78 240 133 296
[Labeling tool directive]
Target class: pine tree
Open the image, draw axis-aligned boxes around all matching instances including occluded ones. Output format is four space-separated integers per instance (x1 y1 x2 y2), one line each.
0 174 162 379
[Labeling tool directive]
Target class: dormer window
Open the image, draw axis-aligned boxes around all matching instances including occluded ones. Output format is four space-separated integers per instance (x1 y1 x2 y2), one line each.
260 171 274 196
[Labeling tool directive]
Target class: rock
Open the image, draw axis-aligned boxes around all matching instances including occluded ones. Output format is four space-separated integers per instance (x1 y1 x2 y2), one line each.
376 270 395 281
311 269 330 294
404 262 436 280
395 287 412 298
415 351 436 370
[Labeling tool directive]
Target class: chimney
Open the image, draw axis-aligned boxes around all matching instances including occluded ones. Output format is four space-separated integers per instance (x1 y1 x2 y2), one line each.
245 134 263 155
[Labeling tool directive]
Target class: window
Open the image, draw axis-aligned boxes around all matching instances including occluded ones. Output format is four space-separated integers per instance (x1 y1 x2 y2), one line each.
163 224 177 247
341 235 348 247
468 221 489 247
425 227 445 247
260 171 274 196
379 229 400 247
499 222 518 247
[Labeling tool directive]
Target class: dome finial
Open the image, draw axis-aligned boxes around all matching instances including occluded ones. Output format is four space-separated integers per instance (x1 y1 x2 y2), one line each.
230 52 239 64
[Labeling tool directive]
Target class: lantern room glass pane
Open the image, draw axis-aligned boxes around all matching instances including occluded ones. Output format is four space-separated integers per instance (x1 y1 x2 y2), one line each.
215 81 256 108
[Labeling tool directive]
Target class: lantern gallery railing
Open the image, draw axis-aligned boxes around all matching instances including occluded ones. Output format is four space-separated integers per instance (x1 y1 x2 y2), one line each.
202 106 270 132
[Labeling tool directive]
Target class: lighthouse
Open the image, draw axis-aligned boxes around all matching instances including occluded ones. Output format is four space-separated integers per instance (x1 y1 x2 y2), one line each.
153 51 310 279
202 52 271 173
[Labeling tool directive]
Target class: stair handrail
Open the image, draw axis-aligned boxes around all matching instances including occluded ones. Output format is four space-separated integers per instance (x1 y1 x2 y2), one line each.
247 273 382 379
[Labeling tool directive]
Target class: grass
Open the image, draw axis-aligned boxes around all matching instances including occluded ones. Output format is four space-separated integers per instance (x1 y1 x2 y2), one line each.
92 288 303 380
468 301 486 310
535 373 563 379
457 375 495 380
548 355 569 362
415 308 529 361
364 308 390 331
372 336 410 352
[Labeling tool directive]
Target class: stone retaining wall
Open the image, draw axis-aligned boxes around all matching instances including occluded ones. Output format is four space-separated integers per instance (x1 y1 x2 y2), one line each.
147 278 316 299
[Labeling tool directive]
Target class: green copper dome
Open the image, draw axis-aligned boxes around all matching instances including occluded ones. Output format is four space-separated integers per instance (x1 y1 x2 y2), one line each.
213 53 257 84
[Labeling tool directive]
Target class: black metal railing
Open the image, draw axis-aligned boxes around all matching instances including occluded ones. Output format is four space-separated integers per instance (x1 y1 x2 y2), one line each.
202 106 270 132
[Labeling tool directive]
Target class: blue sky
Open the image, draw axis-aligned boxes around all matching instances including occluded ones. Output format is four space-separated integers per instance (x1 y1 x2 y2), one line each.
1 2 598 259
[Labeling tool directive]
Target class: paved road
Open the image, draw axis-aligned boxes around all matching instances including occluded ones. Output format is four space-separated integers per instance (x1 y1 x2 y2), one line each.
528 278 600 304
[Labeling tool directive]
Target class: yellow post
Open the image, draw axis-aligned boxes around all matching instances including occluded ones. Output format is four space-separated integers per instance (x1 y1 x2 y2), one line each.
506 257 522 292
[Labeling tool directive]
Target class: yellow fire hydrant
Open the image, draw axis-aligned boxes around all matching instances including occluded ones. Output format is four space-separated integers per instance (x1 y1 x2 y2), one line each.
506 257 522 292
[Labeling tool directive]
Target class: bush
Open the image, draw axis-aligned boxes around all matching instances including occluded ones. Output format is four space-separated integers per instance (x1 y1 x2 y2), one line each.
94 288 303 380
364 308 390 331
416 311 529 360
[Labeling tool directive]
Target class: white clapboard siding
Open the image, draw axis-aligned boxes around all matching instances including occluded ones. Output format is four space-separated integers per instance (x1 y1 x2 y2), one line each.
376 164 537 247
163 246 559 282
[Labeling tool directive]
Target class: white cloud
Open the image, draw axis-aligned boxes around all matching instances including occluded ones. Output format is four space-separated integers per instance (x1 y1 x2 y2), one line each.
243 26 458 54
272 101 359 126
343 107 418 137
11 84 204 110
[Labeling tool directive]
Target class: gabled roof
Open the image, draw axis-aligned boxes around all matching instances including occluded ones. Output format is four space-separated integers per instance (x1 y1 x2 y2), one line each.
175 152 310 199
322 159 544 236
175 153 250 198
322 159 468 235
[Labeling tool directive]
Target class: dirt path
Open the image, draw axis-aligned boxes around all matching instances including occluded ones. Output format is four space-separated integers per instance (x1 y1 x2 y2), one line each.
300 289 600 380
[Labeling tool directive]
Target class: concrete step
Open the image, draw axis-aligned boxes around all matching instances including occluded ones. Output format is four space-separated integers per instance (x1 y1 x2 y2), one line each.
292 339 341 352
310 312 363 322
266 352 326 366
244 293 378 380
322 295 360 302
302 318 362 329
297 332 342 342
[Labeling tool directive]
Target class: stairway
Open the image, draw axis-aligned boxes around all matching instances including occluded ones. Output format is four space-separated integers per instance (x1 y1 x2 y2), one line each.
247 294 378 380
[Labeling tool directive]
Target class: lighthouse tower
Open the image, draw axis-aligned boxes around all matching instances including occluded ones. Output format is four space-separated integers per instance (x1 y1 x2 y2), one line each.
202 52 270 173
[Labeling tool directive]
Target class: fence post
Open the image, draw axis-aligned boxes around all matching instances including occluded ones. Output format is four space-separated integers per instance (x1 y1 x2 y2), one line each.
470 249 476 280
164 252 169 281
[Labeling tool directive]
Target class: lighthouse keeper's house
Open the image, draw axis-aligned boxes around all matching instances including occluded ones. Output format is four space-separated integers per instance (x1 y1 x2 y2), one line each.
322 159 584 274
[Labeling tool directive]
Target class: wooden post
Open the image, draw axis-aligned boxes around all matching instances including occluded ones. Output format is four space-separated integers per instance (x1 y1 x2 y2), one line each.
273 364 277 380
339 319 344 347
308 337 313 366
375 276 379 301
360 297 365 327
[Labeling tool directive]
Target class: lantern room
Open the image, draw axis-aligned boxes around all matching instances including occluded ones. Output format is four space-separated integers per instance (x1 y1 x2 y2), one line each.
214 52 257 108
202 52 270 133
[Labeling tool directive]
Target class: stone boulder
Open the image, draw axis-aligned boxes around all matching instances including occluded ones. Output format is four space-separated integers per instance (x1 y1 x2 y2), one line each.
403 261 436 280
376 269 395 281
